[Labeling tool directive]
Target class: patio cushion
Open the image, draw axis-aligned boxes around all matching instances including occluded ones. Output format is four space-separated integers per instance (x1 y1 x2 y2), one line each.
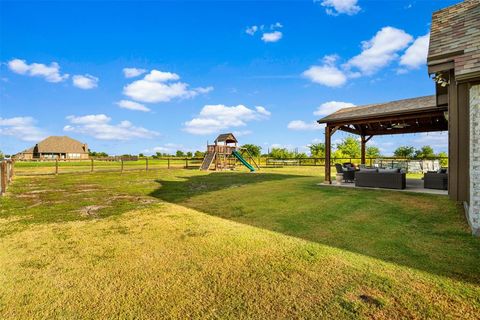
359 168 378 173
379 168 400 173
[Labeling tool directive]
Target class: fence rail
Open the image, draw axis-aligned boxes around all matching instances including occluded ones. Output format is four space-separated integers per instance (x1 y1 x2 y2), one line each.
12 156 448 176
0 159 14 195
14 157 206 176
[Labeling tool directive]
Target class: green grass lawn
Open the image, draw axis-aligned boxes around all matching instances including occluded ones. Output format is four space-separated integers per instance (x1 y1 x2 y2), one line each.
0 167 479 319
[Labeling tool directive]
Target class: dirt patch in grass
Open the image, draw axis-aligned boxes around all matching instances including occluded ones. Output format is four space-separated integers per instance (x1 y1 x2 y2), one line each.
79 205 108 217
106 195 157 204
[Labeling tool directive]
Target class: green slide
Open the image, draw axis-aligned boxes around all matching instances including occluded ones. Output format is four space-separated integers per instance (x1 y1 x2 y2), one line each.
232 150 255 172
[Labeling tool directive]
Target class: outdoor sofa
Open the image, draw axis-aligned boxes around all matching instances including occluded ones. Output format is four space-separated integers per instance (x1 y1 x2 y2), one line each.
424 169 448 190
335 163 355 182
355 168 406 189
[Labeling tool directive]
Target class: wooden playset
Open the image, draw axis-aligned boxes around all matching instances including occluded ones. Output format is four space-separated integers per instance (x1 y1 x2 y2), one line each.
200 133 259 172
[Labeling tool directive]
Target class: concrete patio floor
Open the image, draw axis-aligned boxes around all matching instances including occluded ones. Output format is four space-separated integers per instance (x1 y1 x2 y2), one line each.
318 178 448 195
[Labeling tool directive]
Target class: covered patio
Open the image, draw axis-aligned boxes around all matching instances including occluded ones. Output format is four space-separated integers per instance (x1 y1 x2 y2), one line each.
317 95 448 192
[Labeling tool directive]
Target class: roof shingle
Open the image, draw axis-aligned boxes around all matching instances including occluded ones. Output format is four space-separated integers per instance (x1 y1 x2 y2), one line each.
428 0 480 79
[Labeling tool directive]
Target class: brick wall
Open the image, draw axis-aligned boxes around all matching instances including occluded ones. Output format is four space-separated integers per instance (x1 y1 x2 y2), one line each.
469 84 480 236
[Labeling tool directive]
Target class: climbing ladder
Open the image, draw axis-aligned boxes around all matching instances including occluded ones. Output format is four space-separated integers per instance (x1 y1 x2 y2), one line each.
200 152 216 170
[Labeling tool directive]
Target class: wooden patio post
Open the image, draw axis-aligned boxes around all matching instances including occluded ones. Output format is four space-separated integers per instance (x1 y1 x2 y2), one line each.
325 126 332 184
361 135 366 165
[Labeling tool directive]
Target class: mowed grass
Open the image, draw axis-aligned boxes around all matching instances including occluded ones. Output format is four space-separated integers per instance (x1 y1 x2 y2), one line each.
0 167 479 319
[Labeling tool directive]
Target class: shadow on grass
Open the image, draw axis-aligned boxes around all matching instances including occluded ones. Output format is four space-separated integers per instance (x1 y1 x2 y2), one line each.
150 172 480 285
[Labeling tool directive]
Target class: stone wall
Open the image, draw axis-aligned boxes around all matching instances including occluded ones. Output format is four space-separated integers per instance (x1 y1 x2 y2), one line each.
469 84 480 236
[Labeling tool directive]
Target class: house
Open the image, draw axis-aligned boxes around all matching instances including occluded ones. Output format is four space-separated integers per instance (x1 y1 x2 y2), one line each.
15 136 89 160
427 0 479 235
318 0 479 235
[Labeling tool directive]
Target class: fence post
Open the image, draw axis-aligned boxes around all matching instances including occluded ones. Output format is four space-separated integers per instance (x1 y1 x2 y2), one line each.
55 159 59 175
168 158 170 169
121 160 124 172
1 161 6 195
146 157 149 171
10 160 14 180
91 159 94 172
185 158 188 169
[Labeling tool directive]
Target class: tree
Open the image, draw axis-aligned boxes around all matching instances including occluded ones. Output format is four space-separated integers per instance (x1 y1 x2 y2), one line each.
186 151 193 158
393 146 415 158
366 146 381 158
0 150 4 159
241 144 262 157
294 152 308 159
415 145 435 159
89 150 109 157
336 136 360 158
437 151 448 167
309 143 325 158
269 148 294 159
194 151 205 158
175 150 185 157
138 153 144 158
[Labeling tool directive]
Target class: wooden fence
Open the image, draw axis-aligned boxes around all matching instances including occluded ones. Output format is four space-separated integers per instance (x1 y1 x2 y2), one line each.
12 156 448 176
14 157 205 176
0 159 14 195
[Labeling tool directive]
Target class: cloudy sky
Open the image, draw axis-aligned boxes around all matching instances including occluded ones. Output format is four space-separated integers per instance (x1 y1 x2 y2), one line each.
0 0 456 156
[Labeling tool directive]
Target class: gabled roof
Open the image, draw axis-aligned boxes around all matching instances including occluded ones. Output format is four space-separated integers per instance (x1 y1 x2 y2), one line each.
427 0 480 80
318 95 438 124
215 133 237 144
19 136 88 154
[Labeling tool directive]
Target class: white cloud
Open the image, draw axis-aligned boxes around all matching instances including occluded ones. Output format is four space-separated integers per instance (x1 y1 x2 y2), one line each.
261 31 283 43
319 0 361 16
7 59 69 83
72 74 99 89
246 25 258 36
184 104 270 135
123 68 147 78
116 100 151 112
0 116 46 142
143 70 180 82
399 33 430 70
313 101 356 116
193 86 214 94
287 120 323 131
123 69 212 103
346 27 413 75
302 55 347 87
144 143 185 155
232 130 252 137
271 22 283 29
415 132 448 149
64 114 159 140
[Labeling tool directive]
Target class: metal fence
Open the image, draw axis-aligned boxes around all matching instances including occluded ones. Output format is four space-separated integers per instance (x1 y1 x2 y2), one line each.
0 159 14 195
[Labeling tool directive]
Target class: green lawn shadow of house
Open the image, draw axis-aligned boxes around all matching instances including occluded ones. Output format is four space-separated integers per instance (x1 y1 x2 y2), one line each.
150 172 480 285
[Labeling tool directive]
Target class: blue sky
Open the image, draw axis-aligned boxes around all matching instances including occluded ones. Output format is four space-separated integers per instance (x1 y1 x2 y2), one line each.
0 0 457 156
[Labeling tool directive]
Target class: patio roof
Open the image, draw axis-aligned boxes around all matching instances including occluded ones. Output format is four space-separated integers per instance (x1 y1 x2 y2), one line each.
317 95 448 136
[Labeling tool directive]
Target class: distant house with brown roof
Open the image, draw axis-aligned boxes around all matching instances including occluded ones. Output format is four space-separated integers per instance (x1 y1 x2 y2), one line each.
15 136 89 160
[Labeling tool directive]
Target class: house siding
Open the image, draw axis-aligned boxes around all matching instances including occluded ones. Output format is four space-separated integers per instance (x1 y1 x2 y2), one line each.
469 84 480 235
